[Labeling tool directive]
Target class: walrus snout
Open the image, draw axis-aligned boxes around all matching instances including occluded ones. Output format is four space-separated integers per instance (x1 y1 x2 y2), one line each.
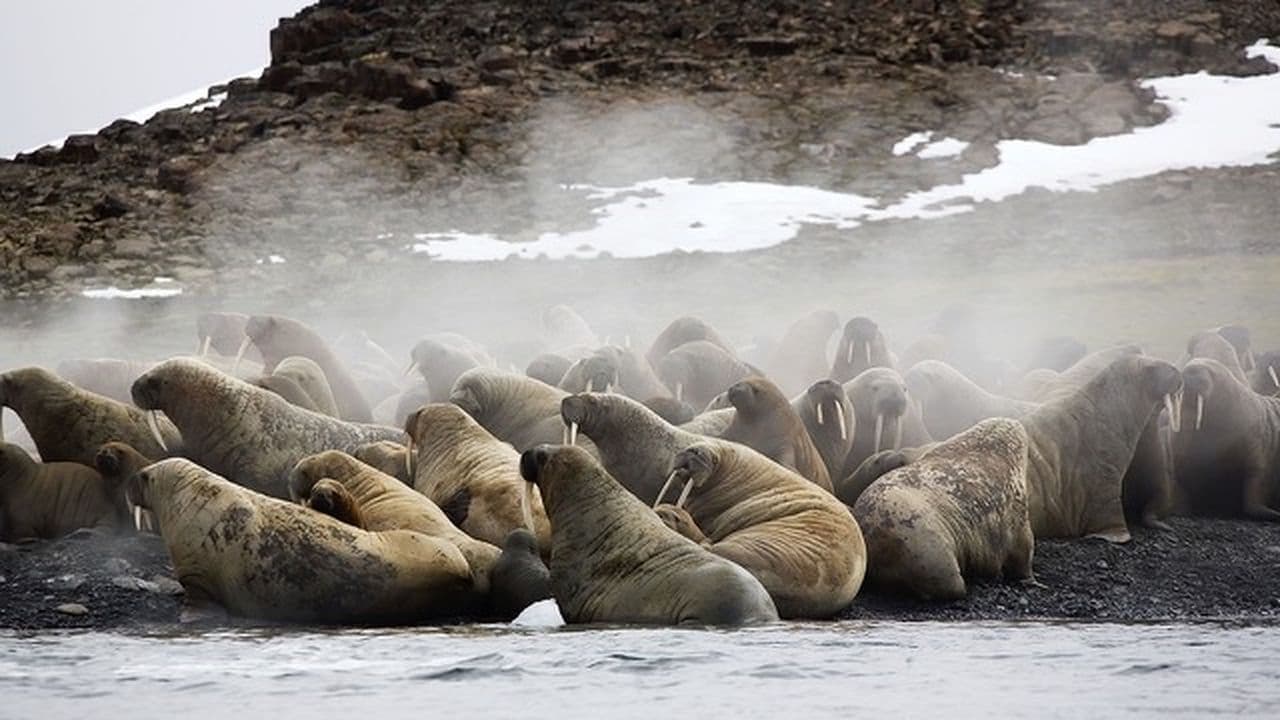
94 446 122 478
559 395 589 427
520 446 553 486
1143 361 1183 398
130 374 162 409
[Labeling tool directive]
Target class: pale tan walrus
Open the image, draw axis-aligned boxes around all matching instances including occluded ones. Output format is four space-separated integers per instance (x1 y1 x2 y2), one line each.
520 444 778 626
720 377 833 492
126 458 473 624
653 439 866 619
0 442 131 541
853 418 1037 600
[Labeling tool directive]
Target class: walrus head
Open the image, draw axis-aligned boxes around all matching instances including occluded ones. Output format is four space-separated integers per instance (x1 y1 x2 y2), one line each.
1179 359 1228 434
652 443 719 510
803 380 851 442
838 317 882 368
305 478 366 530
501 527 540 555
1215 325 1254 372
1256 351 1280 396
642 396 696 425
94 442 152 482
288 450 362 504
849 368 911 454
726 376 788 421
0 441 36 480
244 314 321 373
526 353 573 387
562 355 620 394
195 312 250 358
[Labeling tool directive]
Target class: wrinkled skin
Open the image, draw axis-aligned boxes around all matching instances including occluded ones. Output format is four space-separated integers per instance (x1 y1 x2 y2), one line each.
904 360 1036 441
792 379 855 483
720 377 832 491
834 445 934 507
679 407 736 437
526 353 573 387
245 314 373 422
0 442 131 541
654 439 866 619
840 368 932 478
131 358 401 498
830 316 894 384
853 419 1035 600
1173 358 1280 521
766 309 839 396
353 441 411 484
129 458 473 624
450 368 596 456
270 356 341 418
657 340 758 411
0 366 180 467
520 444 777 626
644 397 697 425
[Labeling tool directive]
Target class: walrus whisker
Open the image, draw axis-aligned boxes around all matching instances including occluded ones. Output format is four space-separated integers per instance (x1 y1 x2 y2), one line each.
816 402 825 426
836 402 848 441
1195 393 1204 431
199 335 212 358
146 411 169 453
1269 366 1279 391
674 479 695 510
653 470 679 509
231 336 251 375
873 413 884 453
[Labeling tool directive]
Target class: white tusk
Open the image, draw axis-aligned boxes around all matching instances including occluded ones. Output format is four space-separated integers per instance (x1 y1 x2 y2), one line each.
675 479 694 510
1195 394 1204 431
146 411 169 453
674 382 683 402
846 341 854 365
402 360 419 379
653 470 679 509
893 416 903 451
231 336 251 375
568 421 579 446
561 423 570 445
874 413 884 453
1269 366 1279 391
404 436 415 480
199 335 212 358
133 505 144 532
1164 393 1181 434
605 382 615 394
816 402 825 426
521 481 536 533
587 378 595 393
865 343 872 366
836 402 848 441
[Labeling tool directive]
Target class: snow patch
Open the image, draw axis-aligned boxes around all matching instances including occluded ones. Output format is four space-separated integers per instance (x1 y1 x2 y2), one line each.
81 284 183 300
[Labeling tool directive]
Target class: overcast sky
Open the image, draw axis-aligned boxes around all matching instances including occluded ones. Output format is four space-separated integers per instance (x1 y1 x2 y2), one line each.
0 0 311 157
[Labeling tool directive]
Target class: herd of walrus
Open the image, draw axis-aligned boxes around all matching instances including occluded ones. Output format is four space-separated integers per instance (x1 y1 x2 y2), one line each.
2 305 1278 626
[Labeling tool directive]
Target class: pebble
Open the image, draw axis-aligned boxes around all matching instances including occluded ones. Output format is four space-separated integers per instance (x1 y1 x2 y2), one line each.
54 603 89 616
46 574 86 591
149 576 185 595
102 558 133 575
1095 560 1109 570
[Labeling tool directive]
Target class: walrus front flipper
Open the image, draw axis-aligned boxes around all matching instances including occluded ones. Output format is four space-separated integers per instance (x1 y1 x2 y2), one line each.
654 504 711 546
1085 527 1132 543
1244 470 1280 522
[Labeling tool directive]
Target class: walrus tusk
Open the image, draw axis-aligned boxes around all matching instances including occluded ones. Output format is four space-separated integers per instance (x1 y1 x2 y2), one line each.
568 421 579 446
1195 393 1204 431
893 416 903 451
605 382 615 394
404 436 416 480
675 479 695 510
231 337 251 376
874 413 884 453
199 335 212 358
653 470 679 509
402 360 419 378
587 379 595 393
1269 366 1279 391
146 411 169 453
521 481 536 533
1164 392 1181 434
865 343 871 366
674 382 683 402
836 402 848 441
816 402 825 426
846 341 854 365
133 505 144 532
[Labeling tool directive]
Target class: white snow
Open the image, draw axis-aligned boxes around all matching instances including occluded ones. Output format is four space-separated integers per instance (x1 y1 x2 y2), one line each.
510 599 565 628
404 41 1280 262
81 285 183 300
255 255 287 265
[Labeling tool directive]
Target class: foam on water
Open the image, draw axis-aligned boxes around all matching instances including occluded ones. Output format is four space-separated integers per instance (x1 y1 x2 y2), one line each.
406 41 1280 262
81 285 184 300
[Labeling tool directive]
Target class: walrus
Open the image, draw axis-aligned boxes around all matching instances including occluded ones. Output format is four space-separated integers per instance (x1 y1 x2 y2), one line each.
830 316 894 383
595 345 670 401
644 397 697 425
403 403 551 551
904 360 1036 441
560 392 704 504
1216 324 1255 373
766 310 839 396
657 340 757 410
353 440 411 484
372 381 431 428
841 367 932 477
719 377 832 491
255 374 322 414
520 444 777 626
488 528 552 620
852 418 1036 600
407 336 493 404
0 442 131 541
791 379 854 483
646 316 734 370
542 305 599 351
1173 358 1280 520
1253 350 1280 396
450 368 595 455
1026 336 1088 373
268 356 340 418
243 314 373 422
834 445 935 507
1020 354 1182 540
526 353 573 387
288 450 501 592
1014 368 1061 401
1184 330 1248 383
0 366 180 467
652 439 866 619
94 441 158 532
558 353 620 394
129 458 473 624
679 407 736 437
196 311 262 363
304 478 368 529
131 358 402 498
55 358 154 404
